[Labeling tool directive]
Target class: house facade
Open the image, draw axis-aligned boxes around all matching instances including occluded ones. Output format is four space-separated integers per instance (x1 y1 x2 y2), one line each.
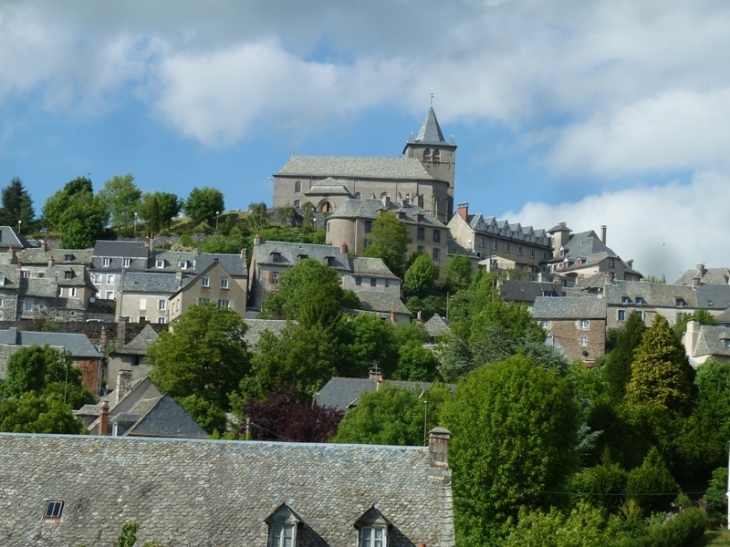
0 429 455 546
273 106 456 223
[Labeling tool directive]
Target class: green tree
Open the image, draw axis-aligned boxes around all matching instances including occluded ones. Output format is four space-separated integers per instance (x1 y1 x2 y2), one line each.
625 314 691 414
147 303 251 411
42 177 107 247
673 309 715 341
139 191 182 230
97 174 141 228
183 187 224 226
625 447 679 515
42 176 93 230
603 311 647 402
260 259 359 327
333 383 451 446
703 466 728 520
569 453 628 513
274 205 297 227
301 202 315 232
443 254 472 293
341 313 399 379
403 253 436 298
0 177 34 228
247 201 269 230
441 354 581 546
147 196 161 233
363 211 410 276
0 391 84 434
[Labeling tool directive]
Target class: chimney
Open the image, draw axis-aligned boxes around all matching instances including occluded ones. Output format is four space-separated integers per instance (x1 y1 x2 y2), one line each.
340 242 348 256
240 248 247 261
144 233 150 248
417 310 423 322
390 309 397 324
693 264 705 288
429 427 450 468
41 238 47 252
369 367 383 381
99 326 109 355
600 225 607 244
254 234 262 246
175 268 183 284
457 203 469 221
382 194 391 209
99 403 110 436
7 245 16 264
48 255 54 268
684 320 701 357
627 259 633 268
116 369 133 405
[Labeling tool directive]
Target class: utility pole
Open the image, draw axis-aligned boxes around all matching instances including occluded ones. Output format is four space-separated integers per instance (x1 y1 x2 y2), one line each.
423 399 429 446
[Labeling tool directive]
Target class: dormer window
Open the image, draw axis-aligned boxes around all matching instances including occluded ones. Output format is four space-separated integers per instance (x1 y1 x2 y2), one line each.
298 254 308 262
355 506 390 547
559 247 565 258
622 296 631 304
325 256 335 267
178 260 187 270
271 252 281 263
635 297 646 305
64 270 73 279
102 257 111 267
64 254 73 261
155 259 164 268
265 504 301 547
123 257 131 268
676 298 686 307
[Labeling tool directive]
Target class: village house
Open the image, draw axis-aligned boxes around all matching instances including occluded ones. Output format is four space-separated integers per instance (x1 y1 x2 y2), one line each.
0 428 455 546
683 319 730 366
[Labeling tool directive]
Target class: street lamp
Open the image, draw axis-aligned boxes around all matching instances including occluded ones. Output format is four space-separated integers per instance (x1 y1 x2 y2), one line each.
216 211 220 232
134 212 138 238
17 220 21 235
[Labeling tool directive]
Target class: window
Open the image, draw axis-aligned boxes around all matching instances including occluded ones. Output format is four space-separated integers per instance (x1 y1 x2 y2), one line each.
64 270 73 279
92 273 102 284
433 229 441 243
271 252 281 263
157 317 166 324
385 279 390 288
221 277 229 289
64 254 73 261
359 527 385 547
270 523 295 547
432 248 440 261
621 296 631 304
156 259 164 268
618 309 626 321
542 251 549 260
540 320 549 329
178 260 187 269
433 149 441 162
417 227 425 240
217 299 230 309
579 319 590 329
517 246 523 256
326 256 335 267
58 287 63 297
676 298 686 307
370 277 377 287
294 180 301 193
355 276 362 286
198 298 210 304
139 298 147 310
266 504 300 547
725 340 730 349
201 276 210 287
158 299 166 310
609 259 616 268
44 501 64 519
492 240 498 250
24 299 32 311
271 271 280 284
123 257 131 268
423 148 431 161
102 257 111 267
294 200 300 208
504 243 510 253
365 220 373 234
479 237 486 248
106 274 114 285
579 336 588 347
70 288 76 297
677 311 685 322
105 291 114 300
417 245 425 254
355 507 389 547
529 249 535 258
138 316 146 323
635 297 646 305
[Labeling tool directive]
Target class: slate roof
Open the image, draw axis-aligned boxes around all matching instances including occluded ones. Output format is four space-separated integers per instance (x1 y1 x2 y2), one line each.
111 394 208 439
424 315 450 338
696 284 730 310
350 257 399 279
550 230 613 262
278 155 438 181
0 433 454 547
93 240 149 258
120 271 195 294
714 308 730 325
0 226 32 248
532 296 607 320
327 198 447 228
0 327 100 358
466 214 551 246
118 324 159 355
354 290 411 316
690 324 730 359
17 248 94 266
413 106 448 144
604 281 699 308
315 377 436 411
303 178 353 197
23 277 58 298
252 241 350 272
675 266 730 286
243 319 289 347
499 280 564 304
150 250 248 277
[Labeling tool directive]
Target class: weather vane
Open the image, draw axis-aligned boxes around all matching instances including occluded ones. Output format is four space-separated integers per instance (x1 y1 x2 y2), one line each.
430 93 434 106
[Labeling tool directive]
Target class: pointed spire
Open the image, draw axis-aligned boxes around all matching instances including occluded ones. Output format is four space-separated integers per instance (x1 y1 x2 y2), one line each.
415 106 446 144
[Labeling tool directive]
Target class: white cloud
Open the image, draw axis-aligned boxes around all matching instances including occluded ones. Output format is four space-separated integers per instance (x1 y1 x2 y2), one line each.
506 170 729 280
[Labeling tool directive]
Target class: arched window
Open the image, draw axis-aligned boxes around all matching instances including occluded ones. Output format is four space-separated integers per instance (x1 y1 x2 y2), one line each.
423 148 431 161
432 149 440 162
294 180 301 193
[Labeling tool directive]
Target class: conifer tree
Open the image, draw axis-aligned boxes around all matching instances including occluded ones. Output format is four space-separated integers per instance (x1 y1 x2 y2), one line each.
625 314 691 414
603 311 646 402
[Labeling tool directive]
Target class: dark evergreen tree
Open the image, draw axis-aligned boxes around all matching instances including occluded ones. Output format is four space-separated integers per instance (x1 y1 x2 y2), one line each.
0 177 34 228
603 311 646 402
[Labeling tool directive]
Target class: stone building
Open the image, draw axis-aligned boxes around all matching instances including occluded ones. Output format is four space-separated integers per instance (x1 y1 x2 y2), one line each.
0 429 456 546
274 106 456 223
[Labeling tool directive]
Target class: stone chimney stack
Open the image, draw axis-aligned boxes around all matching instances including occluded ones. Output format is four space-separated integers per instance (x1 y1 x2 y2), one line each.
175 268 183 284
684 320 701 358
254 234 262 246
48 255 54 268
99 403 110 436
457 203 469 221
600 225 607 244
429 427 450 468
693 264 705 288
240 248 247 261
115 369 133 405
382 194 391 209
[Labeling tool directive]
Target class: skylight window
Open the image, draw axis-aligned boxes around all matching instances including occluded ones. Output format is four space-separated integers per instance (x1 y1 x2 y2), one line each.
44 501 64 519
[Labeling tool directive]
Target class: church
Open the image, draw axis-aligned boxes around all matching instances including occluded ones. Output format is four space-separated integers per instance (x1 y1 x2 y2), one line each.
272 106 457 223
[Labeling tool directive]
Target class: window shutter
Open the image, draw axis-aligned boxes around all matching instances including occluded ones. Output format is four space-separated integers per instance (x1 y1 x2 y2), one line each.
268 271 274 283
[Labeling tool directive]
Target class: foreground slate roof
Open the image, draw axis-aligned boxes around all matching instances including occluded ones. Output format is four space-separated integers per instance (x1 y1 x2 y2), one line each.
315 377 439 411
0 433 455 547
0 327 100 358
532 296 607 319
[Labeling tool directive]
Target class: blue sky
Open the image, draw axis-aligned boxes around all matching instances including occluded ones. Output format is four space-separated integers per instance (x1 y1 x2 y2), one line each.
1 0 729 279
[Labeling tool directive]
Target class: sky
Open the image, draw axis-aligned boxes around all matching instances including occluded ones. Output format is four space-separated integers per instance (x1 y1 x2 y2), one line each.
0 0 728 280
